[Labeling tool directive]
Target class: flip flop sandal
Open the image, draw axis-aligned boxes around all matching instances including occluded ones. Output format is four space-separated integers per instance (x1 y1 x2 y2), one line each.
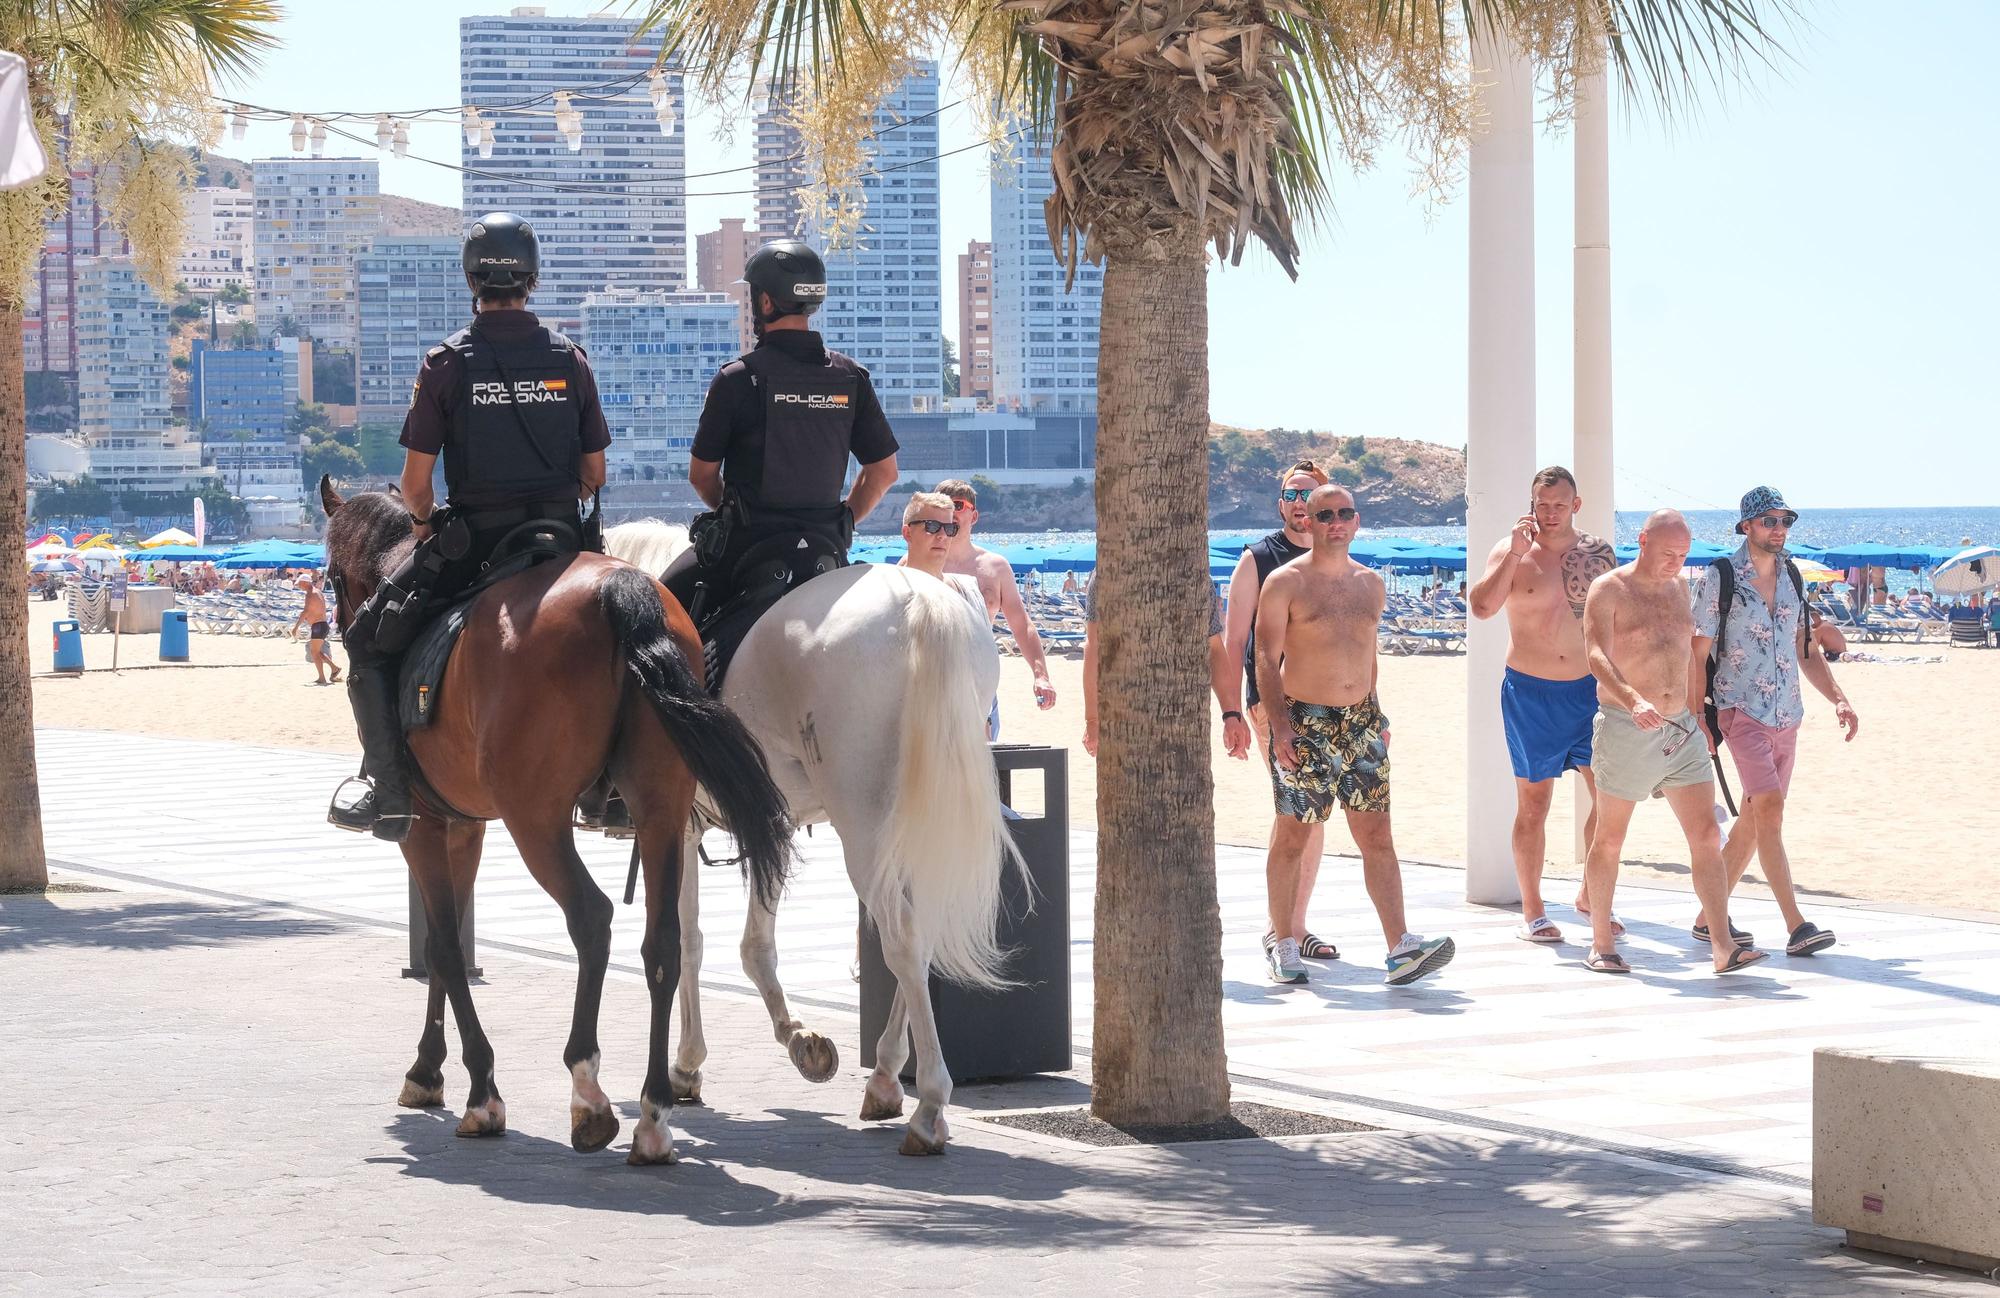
1786 922 1836 956
1299 933 1339 961
1585 950 1630 974
1716 947 1769 975
1516 916 1565 945
1575 904 1626 938
1691 922 1756 949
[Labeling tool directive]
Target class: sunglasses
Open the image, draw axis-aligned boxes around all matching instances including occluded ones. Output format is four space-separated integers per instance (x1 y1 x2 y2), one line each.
910 519 960 537
1753 512 1798 529
1279 488 1315 502
1313 507 1358 523
950 499 974 513
1660 716 1698 759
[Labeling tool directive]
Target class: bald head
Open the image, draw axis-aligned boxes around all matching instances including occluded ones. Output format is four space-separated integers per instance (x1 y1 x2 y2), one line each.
1308 483 1354 512
1640 508 1689 539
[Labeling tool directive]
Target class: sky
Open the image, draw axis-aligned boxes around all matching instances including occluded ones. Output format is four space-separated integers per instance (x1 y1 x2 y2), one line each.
210 1 2000 510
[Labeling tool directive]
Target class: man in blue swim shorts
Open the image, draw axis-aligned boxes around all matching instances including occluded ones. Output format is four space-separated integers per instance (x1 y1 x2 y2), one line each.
1468 467 1617 944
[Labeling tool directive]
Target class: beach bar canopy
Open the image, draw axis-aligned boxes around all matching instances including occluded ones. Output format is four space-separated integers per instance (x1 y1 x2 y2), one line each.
216 540 325 569
1813 542 1954 570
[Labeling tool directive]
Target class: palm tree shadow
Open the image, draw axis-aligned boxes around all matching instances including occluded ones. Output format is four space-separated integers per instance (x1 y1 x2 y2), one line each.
0 896 343 954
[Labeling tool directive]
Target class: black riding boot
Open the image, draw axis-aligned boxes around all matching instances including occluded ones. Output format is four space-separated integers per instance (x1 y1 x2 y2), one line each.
330 663 413 842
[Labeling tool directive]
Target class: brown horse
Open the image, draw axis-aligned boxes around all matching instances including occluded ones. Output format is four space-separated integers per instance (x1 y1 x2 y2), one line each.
320 479 792 1165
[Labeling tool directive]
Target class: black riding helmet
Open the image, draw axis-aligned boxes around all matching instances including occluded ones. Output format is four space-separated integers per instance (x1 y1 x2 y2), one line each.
463 212 539 295
740 239 827 323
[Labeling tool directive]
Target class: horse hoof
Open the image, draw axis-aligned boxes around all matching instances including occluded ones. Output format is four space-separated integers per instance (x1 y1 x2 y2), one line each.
668 1065 703 1105
454 1099 507 1138
627 1112 677 1166
898 1127 947 1156
570 1107 620 1154
860 1070 904 1121
788 1031 840 1084
398 1078 444 1109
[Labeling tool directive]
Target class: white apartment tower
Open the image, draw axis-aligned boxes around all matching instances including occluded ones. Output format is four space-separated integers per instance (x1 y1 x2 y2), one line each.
252 157 383 349
579 290 741 480
77 258 211 495
356 237 468 428
178 186 255 293
460 8 686 331
989 136 1102 413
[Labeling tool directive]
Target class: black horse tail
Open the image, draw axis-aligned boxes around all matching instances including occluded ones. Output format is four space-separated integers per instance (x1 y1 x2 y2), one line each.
596 566 793 908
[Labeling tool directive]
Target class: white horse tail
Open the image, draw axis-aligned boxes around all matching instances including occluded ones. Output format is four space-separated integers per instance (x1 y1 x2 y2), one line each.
875 574 1024 989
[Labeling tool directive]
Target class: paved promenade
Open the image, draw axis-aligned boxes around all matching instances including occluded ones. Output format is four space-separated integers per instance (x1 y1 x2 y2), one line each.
8 727 1998 1293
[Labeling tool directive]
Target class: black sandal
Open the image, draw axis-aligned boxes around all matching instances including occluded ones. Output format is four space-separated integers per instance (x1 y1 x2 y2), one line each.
1299 932 1339 961
1786 922 1836 956
1585 950 1630 974
1716 947 1768 975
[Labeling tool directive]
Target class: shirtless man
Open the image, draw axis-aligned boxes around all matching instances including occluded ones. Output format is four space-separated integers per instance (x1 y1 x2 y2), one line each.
1467 466 1617 944
1255 484 1456 987
936 479 1056 737
291 576 342 686
1579 509 1766 975
896 490 993 734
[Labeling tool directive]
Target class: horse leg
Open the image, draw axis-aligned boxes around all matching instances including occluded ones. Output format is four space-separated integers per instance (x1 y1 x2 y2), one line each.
669 828 706 1104
505 814 618 1154
613 749 697 1167
872 898 952 1156
398 817 485 1108
402 816 504 1137
860 979 909 1122
740 884 840 1084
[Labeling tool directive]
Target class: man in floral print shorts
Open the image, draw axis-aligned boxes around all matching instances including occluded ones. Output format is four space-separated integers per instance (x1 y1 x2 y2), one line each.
1688 487 1859 959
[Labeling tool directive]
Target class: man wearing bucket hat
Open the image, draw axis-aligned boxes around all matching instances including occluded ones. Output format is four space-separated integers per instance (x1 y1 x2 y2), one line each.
1687 486 1858 958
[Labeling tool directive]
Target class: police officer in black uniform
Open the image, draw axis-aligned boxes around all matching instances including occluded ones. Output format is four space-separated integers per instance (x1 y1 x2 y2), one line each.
662 239 899 621
330 212 610 841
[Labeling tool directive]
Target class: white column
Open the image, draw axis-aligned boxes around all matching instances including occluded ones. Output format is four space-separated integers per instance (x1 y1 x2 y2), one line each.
1571 59 1613 864
1465 29 1538 905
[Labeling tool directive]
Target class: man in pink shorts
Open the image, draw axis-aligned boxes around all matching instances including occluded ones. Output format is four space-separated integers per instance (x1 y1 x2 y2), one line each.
1688 487 1859 958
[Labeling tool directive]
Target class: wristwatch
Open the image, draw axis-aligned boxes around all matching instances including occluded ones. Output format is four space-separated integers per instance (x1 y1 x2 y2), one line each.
408 510 433 527
1221 710 1244 722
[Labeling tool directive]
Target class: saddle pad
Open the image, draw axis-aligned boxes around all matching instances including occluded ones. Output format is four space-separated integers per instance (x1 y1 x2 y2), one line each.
399 602 469 731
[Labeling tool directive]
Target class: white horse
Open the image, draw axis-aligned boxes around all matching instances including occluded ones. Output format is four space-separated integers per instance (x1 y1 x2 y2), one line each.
606 520 1018 1156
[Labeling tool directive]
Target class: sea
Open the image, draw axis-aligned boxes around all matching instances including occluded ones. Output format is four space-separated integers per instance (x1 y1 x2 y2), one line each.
981 506 2000 595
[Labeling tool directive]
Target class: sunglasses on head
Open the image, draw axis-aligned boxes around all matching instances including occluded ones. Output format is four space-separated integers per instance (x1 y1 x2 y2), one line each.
1314 506 1358 524
950 498 974 513
1754 512 1798 529
910 519 960 537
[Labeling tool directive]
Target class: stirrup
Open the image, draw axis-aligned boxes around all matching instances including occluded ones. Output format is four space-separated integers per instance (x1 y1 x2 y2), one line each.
574 793 635 840
328 777 378 833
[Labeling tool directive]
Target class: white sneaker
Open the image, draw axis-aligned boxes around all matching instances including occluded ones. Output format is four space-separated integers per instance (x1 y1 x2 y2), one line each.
1385 934 1455 986
1266 936 1308 985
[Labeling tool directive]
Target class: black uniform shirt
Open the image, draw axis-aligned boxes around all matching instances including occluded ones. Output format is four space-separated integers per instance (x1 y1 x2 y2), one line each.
690 330 898 490
399 308 613 457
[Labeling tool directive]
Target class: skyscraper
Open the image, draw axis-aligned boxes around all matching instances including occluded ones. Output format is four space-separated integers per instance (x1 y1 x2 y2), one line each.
251 157 383 349
988 136 1102 413
177 186 255 294
760 65 944 413
21 145 121 375
695 217 762 350
956 240 993 403
77 258 211 496
460 8 686 331
579 289 740 481
752 76 806 239
355 236 465 428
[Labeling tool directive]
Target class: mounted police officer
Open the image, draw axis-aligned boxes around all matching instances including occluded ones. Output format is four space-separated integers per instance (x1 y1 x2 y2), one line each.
662 238 900 625
330 211 610 841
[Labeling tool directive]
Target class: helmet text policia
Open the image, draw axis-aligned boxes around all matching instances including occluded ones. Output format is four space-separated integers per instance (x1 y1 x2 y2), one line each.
740 239 828 322
463 212 539 294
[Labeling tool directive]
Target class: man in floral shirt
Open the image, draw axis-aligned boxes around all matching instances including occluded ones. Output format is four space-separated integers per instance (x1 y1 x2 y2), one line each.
1688 487 1859 957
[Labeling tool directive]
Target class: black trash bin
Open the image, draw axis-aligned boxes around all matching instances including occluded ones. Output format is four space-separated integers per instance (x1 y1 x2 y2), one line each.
858 744 1071 1083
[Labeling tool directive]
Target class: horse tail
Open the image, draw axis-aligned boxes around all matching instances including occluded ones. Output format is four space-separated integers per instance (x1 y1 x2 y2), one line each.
874 573 1024 989
596 566 792 908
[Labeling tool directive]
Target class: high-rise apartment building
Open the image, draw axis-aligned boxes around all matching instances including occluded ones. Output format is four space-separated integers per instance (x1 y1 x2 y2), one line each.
956 240 993 403
252 157 382 349
177 186 255 293
759 65 943 413
989 137 1102 413
21 146 122 374
579 289 740 481
190 336 312 441
695 217 762 350
77 258 211 495
355 236 466 428
460 8 686 331
752 77 805 238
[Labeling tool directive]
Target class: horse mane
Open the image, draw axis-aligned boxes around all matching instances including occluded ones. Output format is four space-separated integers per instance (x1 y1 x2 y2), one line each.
603 518 691 577
326 487 416 596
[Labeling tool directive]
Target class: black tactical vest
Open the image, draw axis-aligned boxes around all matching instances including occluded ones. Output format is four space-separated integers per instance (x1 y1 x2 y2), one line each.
443 323 584 510
734 343 858 511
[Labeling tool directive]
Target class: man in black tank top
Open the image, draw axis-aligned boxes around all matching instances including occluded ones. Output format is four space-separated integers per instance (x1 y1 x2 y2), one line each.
1220 460 1338 965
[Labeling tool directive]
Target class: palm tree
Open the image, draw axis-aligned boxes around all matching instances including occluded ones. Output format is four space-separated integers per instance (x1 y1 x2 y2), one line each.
0 2 279 892
642 0 1785 1129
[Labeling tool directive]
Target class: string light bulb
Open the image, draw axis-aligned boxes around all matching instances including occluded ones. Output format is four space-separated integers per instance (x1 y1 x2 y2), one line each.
461 107 482 148
391 121 409 159
308 118 326 157
230 109 248 141
647 70 667 108
375 115 393 151
288 114 307 152
477 119 495 159
654 98 677 137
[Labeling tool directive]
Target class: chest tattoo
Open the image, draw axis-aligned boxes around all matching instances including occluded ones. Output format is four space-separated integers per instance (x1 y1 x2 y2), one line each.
1561 534 1617 619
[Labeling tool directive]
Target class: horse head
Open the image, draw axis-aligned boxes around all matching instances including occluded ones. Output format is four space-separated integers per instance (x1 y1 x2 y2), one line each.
319 474 414 632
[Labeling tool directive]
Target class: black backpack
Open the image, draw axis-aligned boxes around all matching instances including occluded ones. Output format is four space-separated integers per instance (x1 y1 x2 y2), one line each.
1700 556 1807 815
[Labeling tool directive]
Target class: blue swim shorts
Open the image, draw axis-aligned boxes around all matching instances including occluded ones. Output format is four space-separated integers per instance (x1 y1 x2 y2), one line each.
1500 667 1598 782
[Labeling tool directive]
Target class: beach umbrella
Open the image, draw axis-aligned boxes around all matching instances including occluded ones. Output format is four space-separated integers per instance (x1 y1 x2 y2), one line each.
1794 559 1843 586
1813 542 1942 570
27 558 72 574
25 541 76 560
1929 546 2000 597
77 546 125 565
140 527 197 548
139 544 225 563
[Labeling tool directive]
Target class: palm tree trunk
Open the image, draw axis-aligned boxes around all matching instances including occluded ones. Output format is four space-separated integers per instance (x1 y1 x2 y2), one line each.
1089 219 1229 1126
0 294 50 891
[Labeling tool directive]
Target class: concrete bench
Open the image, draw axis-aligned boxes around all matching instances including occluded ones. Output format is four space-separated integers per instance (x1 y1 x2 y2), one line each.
1814 1047 2000 1274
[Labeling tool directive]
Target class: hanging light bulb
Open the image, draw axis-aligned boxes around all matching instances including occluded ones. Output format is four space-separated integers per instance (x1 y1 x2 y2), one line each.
230 108 248 141
477 119 495 159
647 70 667 108
308 118 326 157
654 98 677 138
374 115 393 151
288 114 307 152
461 107 482 148
391 121 409 159
563 126 584 152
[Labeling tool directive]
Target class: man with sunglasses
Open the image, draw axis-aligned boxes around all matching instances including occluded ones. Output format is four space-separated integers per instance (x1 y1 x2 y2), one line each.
1580 509 1764 975
935 479 1057 735
1255 484 1457 987
1223 460 1343 968
1687 487 1856 958
1468 465 1618 944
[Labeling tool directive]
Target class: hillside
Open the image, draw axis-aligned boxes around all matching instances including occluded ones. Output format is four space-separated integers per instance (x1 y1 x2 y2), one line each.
379 194 462 236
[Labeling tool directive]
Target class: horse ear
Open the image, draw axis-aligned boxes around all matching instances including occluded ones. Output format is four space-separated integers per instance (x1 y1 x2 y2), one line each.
318 475 344 517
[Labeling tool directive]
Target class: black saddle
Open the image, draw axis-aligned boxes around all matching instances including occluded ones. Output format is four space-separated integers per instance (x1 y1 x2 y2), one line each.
699 531 846 693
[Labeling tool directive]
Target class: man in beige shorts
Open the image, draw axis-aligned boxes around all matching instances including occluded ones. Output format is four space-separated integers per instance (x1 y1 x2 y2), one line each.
1579 509 1766 975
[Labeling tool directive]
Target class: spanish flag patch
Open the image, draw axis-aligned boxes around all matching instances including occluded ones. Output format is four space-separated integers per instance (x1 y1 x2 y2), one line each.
540 378 568 391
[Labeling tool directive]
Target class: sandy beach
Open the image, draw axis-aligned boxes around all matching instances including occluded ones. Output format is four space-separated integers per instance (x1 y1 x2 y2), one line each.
28 595 1998 918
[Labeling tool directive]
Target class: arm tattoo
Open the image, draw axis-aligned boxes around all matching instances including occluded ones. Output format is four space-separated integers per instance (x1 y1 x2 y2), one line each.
1563 534 1618 620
